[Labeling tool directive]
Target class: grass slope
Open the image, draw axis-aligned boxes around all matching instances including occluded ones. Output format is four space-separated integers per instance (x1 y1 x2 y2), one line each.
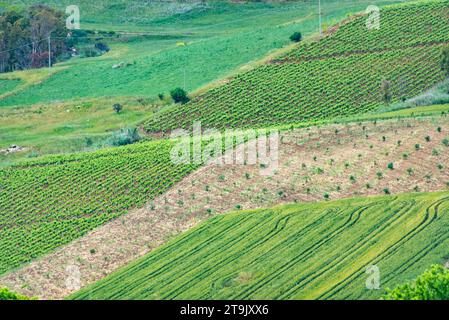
70 191 449 300
144 0 449 133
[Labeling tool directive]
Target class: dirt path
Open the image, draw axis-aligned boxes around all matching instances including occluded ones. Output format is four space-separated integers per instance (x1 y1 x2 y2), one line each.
1 116 449 299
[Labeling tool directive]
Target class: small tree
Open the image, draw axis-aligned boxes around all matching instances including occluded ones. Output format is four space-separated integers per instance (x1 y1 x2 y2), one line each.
113 103 123 114
289 32 302 43
170 87 190 104
381 78 392 104
440 46 449 76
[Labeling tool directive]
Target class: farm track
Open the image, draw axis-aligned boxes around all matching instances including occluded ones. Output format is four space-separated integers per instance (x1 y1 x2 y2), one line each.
275 197 414 299
234 204 375 299
318 196 449 299
70 191 449 300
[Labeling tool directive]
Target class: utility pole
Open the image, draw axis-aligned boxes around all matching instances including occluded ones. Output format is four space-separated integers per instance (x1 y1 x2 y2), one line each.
48 35 51 68
318 0 322 36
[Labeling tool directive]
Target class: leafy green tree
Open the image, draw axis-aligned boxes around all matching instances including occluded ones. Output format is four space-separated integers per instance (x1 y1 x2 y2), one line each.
383 265 449 300
380 78 392 104
170 87 190 104
0 5 67 72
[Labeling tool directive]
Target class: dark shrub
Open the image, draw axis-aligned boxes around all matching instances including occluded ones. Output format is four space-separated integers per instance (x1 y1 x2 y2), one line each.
289 32 302 42
170 87 190 104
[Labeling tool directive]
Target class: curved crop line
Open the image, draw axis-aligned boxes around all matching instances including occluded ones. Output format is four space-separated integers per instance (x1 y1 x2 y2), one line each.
79 214 252 299
107 212 282 299
163 213 294 299
380 199 449 285
234 202 382 299
275 198 417 299
318 196 449 300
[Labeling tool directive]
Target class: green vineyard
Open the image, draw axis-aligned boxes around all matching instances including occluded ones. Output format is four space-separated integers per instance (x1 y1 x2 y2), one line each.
144 0 449 133
0 140 200 275
282 0 449 60
71 191 449 300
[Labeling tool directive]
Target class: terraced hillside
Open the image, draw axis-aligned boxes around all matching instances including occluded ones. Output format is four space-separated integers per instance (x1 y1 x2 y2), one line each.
144 0 449 133
0 140 200 274
2 112 449 299
70 191 449 300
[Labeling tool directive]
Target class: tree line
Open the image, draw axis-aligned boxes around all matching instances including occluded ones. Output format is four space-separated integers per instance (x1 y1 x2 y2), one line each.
0 4 68 73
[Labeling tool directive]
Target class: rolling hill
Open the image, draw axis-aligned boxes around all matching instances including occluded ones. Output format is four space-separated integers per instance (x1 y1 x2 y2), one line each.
70 191 449 300
144 0 449 133
2 111 449 299
1 0 449 301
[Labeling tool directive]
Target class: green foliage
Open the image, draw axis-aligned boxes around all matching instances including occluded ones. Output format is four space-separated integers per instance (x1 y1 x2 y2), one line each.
384 265 449 300
440 46 449 76
0 287 31 300
70 191 449 300
289 31 302 42
112 103 123 114
170 87 190 104
105 127 140 147
0 5 67 72
381 79 392 104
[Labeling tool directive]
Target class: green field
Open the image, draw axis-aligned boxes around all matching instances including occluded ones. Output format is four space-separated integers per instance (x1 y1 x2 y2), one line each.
0 139 200 274
144 0 449 133
0 0 401 108
70 191 449 300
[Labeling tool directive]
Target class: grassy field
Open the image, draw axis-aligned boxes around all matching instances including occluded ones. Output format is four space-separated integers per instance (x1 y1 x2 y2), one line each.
70 191 449 300
0 97 155 167
144 0 449 133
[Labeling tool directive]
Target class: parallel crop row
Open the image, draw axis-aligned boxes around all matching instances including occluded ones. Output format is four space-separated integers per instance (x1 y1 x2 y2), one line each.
144 0 449 133
145 45 444 132
70 192 449 300
283 0 449 60
0 140 200 275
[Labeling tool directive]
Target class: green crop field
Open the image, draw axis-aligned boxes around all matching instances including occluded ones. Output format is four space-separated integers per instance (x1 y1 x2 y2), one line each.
144 0 449 133
70 191 449 300
0 139 201 275
0 79 21 96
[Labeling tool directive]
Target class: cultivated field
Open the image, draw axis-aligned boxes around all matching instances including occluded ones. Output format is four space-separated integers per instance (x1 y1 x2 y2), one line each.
1 0 449 301
2 113 449 299
144 0 449 132
70 191 449 299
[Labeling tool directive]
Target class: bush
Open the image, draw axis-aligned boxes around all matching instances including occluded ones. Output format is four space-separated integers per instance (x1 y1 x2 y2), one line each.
107 127 141 147
289 32 302 42
384 265 449 300
381 79 392 104
0 288 31 300
113 103 123 114
170 87 190 104
95 42 110 53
